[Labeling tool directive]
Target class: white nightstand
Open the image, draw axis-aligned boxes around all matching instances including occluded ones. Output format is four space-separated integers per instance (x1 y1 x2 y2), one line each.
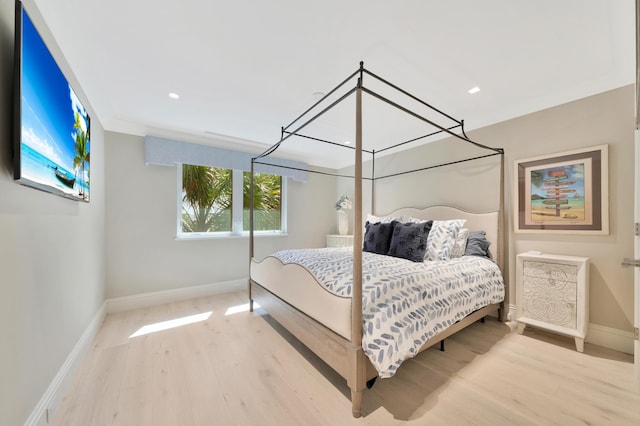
326 234 354 248
516 252 589 352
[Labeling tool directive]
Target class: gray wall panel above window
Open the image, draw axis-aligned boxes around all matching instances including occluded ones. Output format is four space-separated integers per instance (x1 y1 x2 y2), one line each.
144 135 309 182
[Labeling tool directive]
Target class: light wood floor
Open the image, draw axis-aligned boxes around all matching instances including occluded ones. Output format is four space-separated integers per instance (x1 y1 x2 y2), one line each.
52 290 640 425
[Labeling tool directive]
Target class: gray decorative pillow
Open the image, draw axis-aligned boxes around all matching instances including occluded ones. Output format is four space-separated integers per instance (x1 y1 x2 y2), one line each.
388 220 433 262
465 230 491 258
363 221 397 255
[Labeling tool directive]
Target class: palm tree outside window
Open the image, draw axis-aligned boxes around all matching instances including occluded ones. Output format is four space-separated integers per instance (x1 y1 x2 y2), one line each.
180 164 283 235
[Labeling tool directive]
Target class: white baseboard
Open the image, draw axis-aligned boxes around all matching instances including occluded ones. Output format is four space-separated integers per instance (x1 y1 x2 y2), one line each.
25 302 107 426
27 279 247 425
586 323 634 355
105 278 247 313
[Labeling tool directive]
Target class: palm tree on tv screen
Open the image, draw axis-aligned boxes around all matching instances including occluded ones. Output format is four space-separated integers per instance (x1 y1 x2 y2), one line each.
72 111 89 199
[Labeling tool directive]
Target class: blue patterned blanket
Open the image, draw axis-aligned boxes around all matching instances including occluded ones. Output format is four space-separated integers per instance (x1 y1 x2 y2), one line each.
271 247 505 378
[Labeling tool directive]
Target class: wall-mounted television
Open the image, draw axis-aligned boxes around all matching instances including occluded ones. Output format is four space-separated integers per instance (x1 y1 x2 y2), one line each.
13 0 91 202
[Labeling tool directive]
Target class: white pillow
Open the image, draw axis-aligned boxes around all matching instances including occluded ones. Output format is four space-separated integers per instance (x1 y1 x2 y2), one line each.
426 219 466 261
449 228 469 258
406 216 428 223
364 214 403 236
366 213 403 224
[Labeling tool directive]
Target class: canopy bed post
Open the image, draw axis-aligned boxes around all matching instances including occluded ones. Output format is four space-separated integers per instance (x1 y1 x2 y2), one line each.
249 158 255 312
461 121 508 321
348 80 366 418
498 151 508 321
371 150 376 215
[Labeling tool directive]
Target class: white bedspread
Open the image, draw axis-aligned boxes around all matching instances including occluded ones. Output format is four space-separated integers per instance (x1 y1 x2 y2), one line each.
271 247 505 378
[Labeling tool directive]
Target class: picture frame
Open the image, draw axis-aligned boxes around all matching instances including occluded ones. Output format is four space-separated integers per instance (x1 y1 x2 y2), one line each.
514 144 608 234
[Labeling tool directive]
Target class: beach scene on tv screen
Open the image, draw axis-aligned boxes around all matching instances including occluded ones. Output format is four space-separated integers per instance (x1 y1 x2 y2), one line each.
19 8 90 202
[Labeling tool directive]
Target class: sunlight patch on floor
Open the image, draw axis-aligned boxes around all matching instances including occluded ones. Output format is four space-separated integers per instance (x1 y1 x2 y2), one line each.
225 302 259 316
129 311 212 338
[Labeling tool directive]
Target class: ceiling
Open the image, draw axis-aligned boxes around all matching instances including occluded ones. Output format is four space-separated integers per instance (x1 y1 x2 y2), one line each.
31 0 635 168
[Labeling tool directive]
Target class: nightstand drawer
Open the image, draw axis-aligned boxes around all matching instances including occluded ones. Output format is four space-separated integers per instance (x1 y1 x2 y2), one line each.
523 261 577 282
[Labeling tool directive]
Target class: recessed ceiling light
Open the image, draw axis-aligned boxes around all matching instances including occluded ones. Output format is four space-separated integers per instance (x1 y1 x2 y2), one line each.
168 92 180 100
344 140 351 145
468 86 480 94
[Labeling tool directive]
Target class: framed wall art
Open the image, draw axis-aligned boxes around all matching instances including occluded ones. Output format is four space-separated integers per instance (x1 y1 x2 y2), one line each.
514 144 608 234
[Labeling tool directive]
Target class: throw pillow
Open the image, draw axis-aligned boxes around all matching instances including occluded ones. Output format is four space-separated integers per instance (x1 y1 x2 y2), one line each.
363 221 397 255
388 220 433 262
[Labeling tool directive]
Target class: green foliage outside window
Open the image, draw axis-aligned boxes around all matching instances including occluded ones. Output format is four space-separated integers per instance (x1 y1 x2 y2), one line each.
243 172 281 231
181 164 282 233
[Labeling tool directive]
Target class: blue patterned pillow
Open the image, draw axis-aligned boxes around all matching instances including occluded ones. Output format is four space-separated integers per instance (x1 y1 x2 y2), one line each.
363 221 397 255
388 220 433 262
450 228 469 258
426 219 466 261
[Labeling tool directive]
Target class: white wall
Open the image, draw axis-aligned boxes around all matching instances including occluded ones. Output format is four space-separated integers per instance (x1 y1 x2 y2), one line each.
0 1 106 424
105 131 336 299
350 85 635 334
489 85 633 333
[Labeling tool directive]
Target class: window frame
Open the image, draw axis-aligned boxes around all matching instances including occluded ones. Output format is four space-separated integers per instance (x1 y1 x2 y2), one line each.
176 164 287 239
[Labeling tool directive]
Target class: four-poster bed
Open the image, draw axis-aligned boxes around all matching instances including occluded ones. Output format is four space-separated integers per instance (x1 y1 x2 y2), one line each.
248 62 507 417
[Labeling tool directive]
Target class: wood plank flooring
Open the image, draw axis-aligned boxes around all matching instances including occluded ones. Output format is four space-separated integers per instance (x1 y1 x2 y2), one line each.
52 291 640 425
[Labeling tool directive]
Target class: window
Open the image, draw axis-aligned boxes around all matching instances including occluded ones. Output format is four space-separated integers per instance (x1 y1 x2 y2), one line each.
179 164 285 237
242 171 282 231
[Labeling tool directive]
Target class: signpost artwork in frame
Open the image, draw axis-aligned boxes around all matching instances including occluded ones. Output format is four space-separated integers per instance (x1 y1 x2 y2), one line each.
514 144 608 234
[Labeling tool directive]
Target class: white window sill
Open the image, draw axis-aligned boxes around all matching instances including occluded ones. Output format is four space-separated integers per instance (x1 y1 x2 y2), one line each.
175 232 288 241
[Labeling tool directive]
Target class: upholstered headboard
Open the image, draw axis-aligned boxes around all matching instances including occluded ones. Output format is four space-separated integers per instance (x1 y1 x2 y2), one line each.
382 205 501 264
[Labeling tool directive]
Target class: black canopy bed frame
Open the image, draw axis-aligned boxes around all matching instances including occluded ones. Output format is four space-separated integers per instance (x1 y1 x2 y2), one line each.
248 62 506 417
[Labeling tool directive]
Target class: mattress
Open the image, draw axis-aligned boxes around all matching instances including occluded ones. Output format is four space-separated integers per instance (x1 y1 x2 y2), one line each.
251 247 505 378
